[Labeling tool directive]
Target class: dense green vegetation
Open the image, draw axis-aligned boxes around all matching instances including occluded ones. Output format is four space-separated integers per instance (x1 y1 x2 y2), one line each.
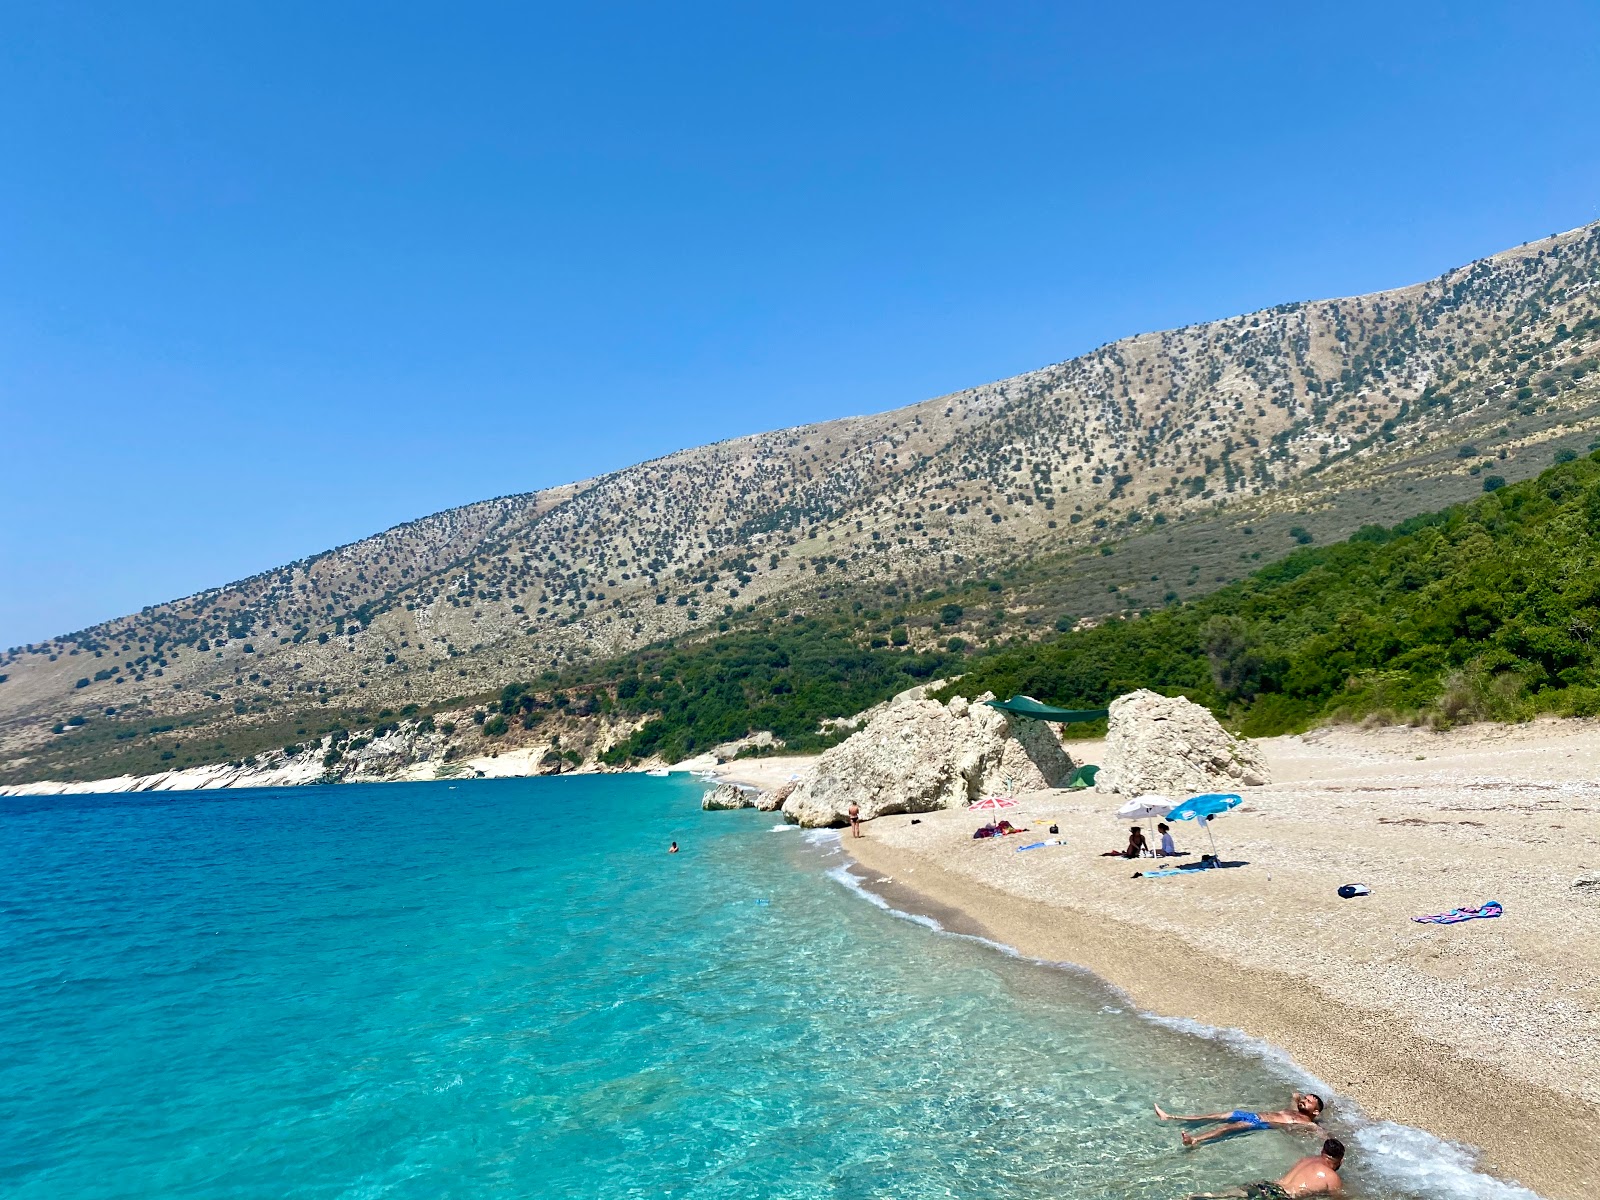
944 449 1600 734
593 621 959 763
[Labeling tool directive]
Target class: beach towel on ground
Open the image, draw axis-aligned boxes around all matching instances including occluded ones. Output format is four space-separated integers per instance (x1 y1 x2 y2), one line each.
1411 900 1502 924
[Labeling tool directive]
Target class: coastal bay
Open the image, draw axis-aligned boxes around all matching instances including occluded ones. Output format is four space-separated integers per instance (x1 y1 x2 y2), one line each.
842 719 1600 1199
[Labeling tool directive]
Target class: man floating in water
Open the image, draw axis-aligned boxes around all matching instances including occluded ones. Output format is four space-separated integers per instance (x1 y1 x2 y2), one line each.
1186 1137 1345 1197
1155 1091 1325 1146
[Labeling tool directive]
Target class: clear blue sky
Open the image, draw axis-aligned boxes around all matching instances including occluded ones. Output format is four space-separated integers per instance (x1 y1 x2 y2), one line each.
3 2 1598 646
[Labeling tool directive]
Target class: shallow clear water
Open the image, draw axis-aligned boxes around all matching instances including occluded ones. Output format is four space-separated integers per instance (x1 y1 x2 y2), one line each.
0 777 1536 1199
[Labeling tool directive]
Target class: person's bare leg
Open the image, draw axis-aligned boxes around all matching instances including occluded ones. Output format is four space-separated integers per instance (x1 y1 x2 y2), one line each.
1155 1104 1234 1123
1182 1122 1252 1147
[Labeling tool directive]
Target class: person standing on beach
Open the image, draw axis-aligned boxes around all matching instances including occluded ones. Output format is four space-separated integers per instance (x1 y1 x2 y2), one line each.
848 801 862 838
1186 1137 1344 1197
1155 1092 1325 1146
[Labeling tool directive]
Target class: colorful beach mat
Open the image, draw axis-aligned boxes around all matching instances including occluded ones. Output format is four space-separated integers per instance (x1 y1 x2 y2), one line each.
1411 900 1503 925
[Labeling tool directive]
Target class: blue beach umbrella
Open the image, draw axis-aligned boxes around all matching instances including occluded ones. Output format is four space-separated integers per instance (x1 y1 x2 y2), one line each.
1164 793 1242 860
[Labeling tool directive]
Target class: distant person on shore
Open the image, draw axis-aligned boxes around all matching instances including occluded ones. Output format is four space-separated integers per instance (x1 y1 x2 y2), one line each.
1155 1091 1325 1146
1157 822 1178 856
1186 1138 1345 1197
668 841 679 854
1103 826 1149 858
848 801 862 838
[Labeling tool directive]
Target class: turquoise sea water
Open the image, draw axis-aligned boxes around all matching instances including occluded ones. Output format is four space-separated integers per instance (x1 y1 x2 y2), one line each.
1 776 1537 1199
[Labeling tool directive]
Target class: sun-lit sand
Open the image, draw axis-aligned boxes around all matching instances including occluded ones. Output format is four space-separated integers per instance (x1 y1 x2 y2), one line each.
707 755 820 790
842 719 1600 1200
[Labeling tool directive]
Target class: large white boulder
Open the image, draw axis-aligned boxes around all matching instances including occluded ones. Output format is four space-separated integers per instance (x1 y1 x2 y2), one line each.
781 694 1073 828
753 779 798 812
701 782 757 810
1096 689 1268 795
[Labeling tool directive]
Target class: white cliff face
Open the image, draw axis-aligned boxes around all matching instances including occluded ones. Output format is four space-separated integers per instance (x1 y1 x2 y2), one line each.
1095 689 1268 795
780 694 1073 828
0 754 326 797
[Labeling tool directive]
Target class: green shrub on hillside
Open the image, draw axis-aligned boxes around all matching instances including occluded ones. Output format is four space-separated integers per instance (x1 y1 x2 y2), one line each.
941 451 1600 735
582 620 957 765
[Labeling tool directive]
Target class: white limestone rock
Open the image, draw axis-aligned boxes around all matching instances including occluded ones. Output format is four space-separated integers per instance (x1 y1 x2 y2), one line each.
1096 689 1268 795
709 730 785 762
753 779 797 812
781 694 1072 828
702 782 757 810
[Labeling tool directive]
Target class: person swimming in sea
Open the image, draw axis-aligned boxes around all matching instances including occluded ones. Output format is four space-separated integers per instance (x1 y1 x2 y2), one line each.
668 841 679 854
1186 1137 1344 1197
1155 1091 1325 1146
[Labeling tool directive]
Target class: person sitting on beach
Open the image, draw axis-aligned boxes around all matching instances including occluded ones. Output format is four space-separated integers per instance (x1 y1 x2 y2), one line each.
1186 1137 1344 1197
1157 822 1179 856
1155 1091 1325 1146
1102 826 1149 858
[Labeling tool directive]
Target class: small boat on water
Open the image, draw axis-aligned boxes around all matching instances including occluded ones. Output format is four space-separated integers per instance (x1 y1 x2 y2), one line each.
645 768 670 777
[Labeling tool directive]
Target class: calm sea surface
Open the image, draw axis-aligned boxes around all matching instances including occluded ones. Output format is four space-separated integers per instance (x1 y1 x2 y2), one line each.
0 776 1536 1199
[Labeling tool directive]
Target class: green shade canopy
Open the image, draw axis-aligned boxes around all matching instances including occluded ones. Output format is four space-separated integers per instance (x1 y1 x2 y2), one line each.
984 695 1110 723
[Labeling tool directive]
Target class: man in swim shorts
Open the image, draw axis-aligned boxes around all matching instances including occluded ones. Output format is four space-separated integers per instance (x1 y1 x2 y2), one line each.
1155 1091 1325 1146
1186 1137 1344 1197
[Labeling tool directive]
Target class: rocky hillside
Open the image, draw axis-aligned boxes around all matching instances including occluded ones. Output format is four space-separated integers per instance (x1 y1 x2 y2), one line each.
4 222 1599 783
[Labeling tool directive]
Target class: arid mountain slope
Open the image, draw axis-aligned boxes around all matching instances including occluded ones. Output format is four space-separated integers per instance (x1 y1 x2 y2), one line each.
4 222 1599 774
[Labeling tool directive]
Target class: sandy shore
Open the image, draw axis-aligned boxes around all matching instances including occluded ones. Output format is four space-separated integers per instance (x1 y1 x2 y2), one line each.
704 755 819 790
842 719 1600 1200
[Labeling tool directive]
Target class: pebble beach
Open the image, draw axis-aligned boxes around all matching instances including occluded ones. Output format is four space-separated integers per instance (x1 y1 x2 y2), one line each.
827 718 1600 1200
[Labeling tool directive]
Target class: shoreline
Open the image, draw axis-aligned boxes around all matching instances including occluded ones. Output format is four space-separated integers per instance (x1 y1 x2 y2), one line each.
840 841 1579 1198
833 721 1600 1200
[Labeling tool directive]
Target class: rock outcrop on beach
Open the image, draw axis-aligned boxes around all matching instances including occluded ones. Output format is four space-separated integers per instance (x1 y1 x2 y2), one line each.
701 782 757 810
780 694 1072 827
1095 689 1268 794
753 779 796 812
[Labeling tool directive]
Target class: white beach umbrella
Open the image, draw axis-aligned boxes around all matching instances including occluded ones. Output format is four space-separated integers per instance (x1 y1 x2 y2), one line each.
1115 795 1174 821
